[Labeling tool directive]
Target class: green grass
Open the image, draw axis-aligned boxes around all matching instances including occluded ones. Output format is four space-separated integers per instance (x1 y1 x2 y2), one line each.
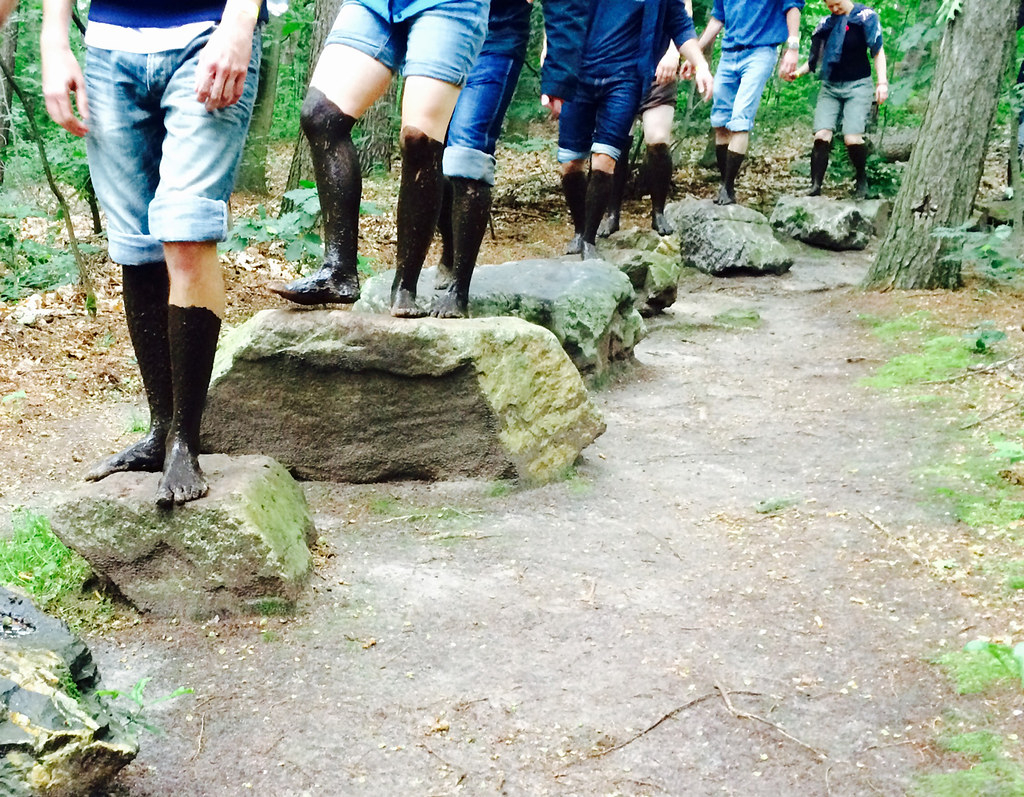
937 641 1024 694
911 730 1024 797
0 510 92 609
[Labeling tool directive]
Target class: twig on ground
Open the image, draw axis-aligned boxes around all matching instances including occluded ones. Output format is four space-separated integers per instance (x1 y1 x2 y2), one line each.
714 681 828 761
959 397 1024 430
418 741 465 780
190 713 206 761
860 511 922 564
922 354 1023 384
588 689 762 759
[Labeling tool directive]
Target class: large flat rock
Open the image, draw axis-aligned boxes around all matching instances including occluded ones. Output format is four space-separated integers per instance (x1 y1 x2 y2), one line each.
769 195 882 250
352 259 645 375
201 310 605 484
666 198 794 276
47 455 314 619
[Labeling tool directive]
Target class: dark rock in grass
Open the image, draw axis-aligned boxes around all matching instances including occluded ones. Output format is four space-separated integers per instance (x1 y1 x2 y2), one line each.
0 588 137 796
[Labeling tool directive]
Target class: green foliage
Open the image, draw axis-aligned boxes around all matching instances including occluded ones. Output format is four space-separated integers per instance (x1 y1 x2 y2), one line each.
912 730 1024 797
97 677 193 736
964 322 1007 354
861 335 976 388
933 224 1024 284
0 204 81 302
938 640 1024 693
0 510 92 610
858 310 932 340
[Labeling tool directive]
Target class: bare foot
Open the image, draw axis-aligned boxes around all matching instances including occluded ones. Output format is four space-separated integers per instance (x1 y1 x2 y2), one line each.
434 261 455 291
431 288 468 318
597 213 619 239
155 438 208 508
581 241 601 261
565 233 583 255
714 184 736 206
391 288 427 318
85 434 165 481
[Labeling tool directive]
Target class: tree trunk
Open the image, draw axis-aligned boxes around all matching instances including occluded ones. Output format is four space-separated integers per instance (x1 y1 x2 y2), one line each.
237 14 284 194
355 80 399 175
0 9 19 187
864 1 1018 290
283 0 343 205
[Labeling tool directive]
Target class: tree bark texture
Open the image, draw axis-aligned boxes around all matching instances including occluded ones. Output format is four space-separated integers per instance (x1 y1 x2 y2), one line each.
0 11 19 186
237 14 283 194
355 80 398 175
283 0 343 203
865 0 1017 290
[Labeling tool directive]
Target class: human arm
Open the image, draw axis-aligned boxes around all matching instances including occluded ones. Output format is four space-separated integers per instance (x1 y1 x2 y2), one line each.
0 0 17 29
678 37 713 101
194 0 262 111
681 16 721 79
779 6 801 81
873 47 888 103
40 0 88 137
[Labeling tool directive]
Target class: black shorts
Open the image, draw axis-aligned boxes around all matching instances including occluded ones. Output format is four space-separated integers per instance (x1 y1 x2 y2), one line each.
638 79 678 114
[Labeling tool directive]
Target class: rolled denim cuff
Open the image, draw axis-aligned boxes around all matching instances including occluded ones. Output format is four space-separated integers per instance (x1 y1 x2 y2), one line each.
107 232 165 266
592 142 623 161
557 146 590 164
149 194 229 243
443 145 497 184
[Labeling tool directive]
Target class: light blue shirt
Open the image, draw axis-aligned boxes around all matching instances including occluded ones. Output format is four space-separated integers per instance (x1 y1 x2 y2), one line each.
711 0 803 50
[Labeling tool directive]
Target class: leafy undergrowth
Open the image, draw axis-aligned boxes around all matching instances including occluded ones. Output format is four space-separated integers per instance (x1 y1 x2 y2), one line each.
860 295 1024 789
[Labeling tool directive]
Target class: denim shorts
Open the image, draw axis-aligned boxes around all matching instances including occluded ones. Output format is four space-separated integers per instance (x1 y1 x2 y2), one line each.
325 0 488 86
443 50 526 184
84 29 261 265
557 74 646 163
813 77 874 136
710 46 778 132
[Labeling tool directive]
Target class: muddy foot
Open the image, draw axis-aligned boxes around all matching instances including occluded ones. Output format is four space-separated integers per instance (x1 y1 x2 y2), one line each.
652 211 674 236
269 265 360 305
391 288 427 318
85 434 165 482
431 288 468 319
597 213 619 239
565 234 583 255
434 262 456 291
581 241 601 261
714 185 736 206
155 439 207 508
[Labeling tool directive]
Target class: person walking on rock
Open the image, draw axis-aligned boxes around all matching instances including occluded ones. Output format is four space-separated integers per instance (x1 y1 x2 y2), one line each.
686 0 804 205
557 0 712 261
598 41 685 239
794 0 887 198
433 0 586 318
41 0 264 506
268 0 491 318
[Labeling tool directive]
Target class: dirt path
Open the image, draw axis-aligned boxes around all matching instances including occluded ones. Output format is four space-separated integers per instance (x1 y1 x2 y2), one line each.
33 245 986 796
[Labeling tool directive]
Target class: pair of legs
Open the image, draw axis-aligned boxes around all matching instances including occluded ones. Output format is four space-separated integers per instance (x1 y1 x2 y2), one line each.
271 0 487 317
83 30 260 506
599 82 678 238
808 78 874 198
709 46 777 205
434 49 527 317
558 75 644 259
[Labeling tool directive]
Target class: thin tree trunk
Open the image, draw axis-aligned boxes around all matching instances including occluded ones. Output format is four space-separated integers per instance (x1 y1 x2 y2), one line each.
237 14 283 194
356 80 398 175
864 1 1018 290
0 9 18 187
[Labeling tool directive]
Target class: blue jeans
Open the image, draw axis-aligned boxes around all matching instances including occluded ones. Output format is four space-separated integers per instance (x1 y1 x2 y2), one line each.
557 74 646 163
710 46 778 132
84 30 261 265
326 0 488 86
443 50 525 184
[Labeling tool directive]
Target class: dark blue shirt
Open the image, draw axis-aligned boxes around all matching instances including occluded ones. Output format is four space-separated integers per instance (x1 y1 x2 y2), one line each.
808 4 883 83
580 0 696 83
89 1 269 26
711 0 804 50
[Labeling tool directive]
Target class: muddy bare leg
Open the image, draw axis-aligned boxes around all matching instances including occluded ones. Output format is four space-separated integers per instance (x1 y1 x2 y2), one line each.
432 177 491 318
86 261 172 481
646 143 674 235
561 168 587 254
598 152 628 238
435 177 455 290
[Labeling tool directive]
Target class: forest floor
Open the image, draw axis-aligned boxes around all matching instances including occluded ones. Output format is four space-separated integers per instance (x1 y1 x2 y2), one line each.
4 129 1024 795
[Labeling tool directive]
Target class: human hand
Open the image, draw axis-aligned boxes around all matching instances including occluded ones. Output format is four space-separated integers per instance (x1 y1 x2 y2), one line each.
41 39 89 136
779 49 799 82
694 64 713 101
655 48 680 84
195 3 257 111
875 82 888 104
542 94 562 120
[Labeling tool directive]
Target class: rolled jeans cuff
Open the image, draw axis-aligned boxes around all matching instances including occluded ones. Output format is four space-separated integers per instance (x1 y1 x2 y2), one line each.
592 142 622 161
443 145 497 184
557 146 589 163
107 232 165 266
149 194 229 243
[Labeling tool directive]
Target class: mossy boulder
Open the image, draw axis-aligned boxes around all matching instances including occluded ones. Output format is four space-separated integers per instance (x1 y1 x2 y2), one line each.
47 455 314 619
769 195 878 250
600 228 682 316
201 310 605 484
353 259 645 375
